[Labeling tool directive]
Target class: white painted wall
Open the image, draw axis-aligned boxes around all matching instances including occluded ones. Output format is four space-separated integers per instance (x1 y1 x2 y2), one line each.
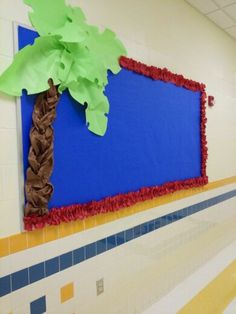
0 0 235 237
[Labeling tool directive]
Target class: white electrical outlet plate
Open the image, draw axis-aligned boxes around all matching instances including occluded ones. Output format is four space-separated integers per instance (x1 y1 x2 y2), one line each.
96 278 104 296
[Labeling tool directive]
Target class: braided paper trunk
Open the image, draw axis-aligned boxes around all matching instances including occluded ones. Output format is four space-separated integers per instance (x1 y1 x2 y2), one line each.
24 80 60 216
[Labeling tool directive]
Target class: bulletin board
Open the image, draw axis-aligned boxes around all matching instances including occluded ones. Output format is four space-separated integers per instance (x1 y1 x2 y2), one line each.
19 26 208 229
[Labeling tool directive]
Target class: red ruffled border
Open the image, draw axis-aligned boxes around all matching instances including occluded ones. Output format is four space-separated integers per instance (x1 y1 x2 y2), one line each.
24 56 208 231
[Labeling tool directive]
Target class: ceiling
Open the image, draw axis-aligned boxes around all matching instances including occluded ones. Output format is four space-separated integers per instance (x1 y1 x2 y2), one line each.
185 0 236 40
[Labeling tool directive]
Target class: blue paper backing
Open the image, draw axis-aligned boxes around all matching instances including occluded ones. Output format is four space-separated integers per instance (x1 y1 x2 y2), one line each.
19 26 201 209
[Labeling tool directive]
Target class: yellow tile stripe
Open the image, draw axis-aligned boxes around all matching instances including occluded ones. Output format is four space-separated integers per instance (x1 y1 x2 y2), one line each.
178 259 236 314
0 176 235 258
60 282 74 303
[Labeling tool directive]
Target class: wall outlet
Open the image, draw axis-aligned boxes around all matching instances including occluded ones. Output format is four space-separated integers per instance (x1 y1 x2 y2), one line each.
96 278 104 296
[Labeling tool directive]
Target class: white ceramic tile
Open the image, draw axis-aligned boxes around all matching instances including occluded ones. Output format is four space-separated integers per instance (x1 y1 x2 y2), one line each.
0 294 12 314
2 198 236 314
214 0 236 8
0 18 13 57
11 302 29 314
224 298 236 314
226 25 236 37
0 129 18 165
224 3 236 20
143 239 236 314
1 181 236 276
10 280 48 314
186 0 219 14
0 0 29 25
2 165 19 200
0 54 12 74
207 9 235 28
0 199 21 237
0 166 3 200
45 290 60 314
0 243 48 277
0 92 16 129
60 299 76 314
0 95 16 129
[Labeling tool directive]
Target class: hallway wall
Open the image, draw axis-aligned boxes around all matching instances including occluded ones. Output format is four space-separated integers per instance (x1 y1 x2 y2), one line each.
0 0 236 313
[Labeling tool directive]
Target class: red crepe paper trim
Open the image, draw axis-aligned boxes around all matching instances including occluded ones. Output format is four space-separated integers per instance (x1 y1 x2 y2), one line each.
24 56 208 231
24 177 208 231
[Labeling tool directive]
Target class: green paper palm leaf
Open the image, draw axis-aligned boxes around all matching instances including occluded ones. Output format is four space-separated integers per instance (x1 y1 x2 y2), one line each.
24 0 80 36
0 36 63 96
69 79 109 136
0 0 127 136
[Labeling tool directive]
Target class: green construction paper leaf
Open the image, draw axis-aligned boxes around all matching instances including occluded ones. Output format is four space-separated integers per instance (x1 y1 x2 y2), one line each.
84 28 127 74
24 0 69 36
0 36 63 96
68 79 109 111
57 49 74 83
67 7 86 24
50 20 86 43
86 108 108 136
23 0 126 86
0 0 127 136
24 0 87 42
68 79 109 136
64 44 108 86
50 7 87 43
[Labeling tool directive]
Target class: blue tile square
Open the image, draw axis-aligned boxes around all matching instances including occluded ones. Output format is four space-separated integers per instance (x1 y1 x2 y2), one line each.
73 247 85 264
11 268 29 292
96 238 107 254
125 228 133 242
107 235 116 250
186 206 191 215
133 225 141 238
198 201 206 210
159 216 167 227
171 213 179 222
175 210 184 219
191 205 198 214
154 219 161 230
60 252 73 271
187 205 192 216
166 214 173 224
140 223 148 235
85 243 96 259
197 204 203 212
29 262 45 284
212 199 218 206
0 275 11 297
182 208 188 218
148 220 155 232
192 205 199 214
30 296 46 314
45 257 59 277
171 213 175 220
116 232 125 246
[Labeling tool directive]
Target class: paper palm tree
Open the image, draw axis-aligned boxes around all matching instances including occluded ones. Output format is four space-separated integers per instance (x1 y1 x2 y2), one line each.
0 0 126 216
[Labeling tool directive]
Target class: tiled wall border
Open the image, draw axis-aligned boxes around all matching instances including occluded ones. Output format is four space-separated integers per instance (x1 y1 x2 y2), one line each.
1 188 236 298
0 176 236 258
